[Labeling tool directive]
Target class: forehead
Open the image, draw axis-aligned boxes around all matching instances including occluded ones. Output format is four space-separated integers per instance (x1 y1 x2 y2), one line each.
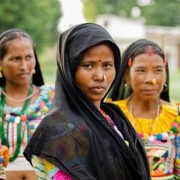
83 43 114 57
6 37 33 52
133 53 164 66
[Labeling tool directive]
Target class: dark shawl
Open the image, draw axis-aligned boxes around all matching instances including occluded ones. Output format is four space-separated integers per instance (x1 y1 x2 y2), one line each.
0 28 44 86
24 23 150 180
109 39 170 102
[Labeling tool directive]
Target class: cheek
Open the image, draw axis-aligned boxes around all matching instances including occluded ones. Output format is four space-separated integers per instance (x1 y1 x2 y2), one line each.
75 72 89 90
3 64 16 72
107 70 116 83
129 73 140 85
29 59 36 69
129 74 144 91
157 74 166 90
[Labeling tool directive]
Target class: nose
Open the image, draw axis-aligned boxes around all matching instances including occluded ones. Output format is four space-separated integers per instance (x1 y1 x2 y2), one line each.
94 69 105 82
19 59 28 70
144 72 154 84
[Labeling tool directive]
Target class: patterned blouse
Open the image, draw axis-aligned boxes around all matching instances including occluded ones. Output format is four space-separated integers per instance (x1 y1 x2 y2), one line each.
0 85 54 160
113 99 180 180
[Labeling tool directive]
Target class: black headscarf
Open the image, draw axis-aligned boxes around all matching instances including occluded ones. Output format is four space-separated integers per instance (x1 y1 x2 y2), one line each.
0 28 44 86
109 39 170 102
24 23 150 180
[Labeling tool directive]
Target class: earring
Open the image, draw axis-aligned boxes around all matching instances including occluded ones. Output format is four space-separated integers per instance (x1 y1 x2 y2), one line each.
124 83 130 89
163 83 168 92
0 66 3 78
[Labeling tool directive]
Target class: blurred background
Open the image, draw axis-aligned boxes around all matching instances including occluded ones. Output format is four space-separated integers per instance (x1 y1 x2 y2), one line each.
0 0 179 103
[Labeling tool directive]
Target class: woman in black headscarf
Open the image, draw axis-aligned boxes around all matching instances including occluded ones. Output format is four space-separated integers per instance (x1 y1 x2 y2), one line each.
24 23 150 180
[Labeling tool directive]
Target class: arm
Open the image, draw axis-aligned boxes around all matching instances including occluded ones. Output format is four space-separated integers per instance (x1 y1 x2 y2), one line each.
32 155 72 180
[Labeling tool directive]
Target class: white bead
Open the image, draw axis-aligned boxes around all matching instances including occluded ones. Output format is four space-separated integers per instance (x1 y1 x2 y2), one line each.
149 135 155 141
15 116 21 123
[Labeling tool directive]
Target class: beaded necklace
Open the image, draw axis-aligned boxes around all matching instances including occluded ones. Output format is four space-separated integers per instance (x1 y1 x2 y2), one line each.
1 85 35 102
0 85 33 162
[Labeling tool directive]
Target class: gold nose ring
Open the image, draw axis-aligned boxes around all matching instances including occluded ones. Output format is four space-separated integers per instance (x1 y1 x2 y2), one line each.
103 75 107 82
152 78 157 85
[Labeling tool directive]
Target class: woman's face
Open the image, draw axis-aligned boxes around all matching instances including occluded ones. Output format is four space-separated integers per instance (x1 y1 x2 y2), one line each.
125 53 166 100
0 37 36 86
75 43 116 108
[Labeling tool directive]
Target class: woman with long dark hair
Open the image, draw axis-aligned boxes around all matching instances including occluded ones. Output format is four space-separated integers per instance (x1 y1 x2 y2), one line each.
110 39 180 179
0 29 54 178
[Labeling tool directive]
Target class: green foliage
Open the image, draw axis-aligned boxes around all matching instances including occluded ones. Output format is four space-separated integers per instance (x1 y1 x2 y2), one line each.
83 0 180 26
83 0 97 22
0 0 61 53
141 0 180 26
83 0 136 22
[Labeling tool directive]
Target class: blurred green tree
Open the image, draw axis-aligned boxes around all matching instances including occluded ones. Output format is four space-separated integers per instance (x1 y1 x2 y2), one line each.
141 0 180 26
0 0 61 53
83 0 180 26
83 0 136 22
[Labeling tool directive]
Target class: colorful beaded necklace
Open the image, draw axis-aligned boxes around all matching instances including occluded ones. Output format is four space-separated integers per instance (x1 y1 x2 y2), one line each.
0 85 33 162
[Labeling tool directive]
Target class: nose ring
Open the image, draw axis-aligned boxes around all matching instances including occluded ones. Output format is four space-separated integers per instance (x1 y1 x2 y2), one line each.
152 78 157 85
103 75 107 82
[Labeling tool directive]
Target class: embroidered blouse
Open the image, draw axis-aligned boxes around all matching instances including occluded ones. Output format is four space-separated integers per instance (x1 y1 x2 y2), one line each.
113 99 180 180
0 85 54 160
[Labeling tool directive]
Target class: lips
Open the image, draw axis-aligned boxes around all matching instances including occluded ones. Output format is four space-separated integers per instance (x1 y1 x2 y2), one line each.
17 73 30 78
90 86 105 94
141 89 157 95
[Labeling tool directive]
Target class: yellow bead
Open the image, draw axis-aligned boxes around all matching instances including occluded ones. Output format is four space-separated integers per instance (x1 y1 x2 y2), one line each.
143 133 149 140
42 106 49 113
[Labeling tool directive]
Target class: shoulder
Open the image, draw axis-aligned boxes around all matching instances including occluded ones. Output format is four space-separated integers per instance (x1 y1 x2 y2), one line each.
159 101 179 127
39 85 54 94
161 99 178 115
112 99 128 107
111 99 129 114
102 102 129 119
35 85 54 102
104 99 129 114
